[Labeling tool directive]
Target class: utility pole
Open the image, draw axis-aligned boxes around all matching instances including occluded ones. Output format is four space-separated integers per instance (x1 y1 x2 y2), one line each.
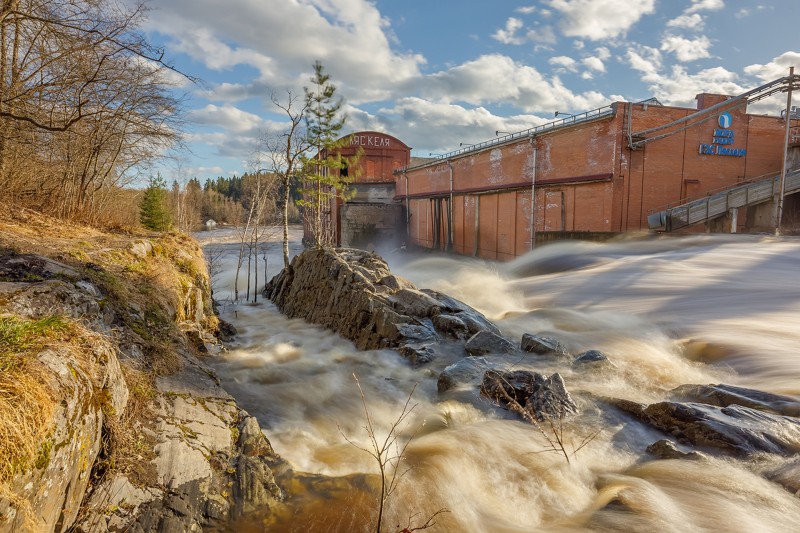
776 66 795 235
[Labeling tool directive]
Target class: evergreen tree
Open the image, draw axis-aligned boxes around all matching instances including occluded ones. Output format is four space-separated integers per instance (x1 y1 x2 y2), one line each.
139 175 172 231
299 61 360 248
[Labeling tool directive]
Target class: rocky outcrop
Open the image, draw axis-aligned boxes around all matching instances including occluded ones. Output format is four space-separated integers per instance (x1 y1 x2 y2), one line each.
264 248 501 364
0 233 283 532
520 334 569 356
671 383 800 417
613 398 800 457
480 370 578 422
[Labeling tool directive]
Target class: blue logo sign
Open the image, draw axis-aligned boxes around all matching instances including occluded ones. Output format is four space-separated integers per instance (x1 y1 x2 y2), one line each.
718 112 732 129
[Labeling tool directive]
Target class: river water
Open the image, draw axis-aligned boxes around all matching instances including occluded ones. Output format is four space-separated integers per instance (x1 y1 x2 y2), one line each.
196 228 800 533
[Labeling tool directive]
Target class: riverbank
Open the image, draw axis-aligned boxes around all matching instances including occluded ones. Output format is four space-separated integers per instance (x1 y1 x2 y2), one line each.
0 209 283 532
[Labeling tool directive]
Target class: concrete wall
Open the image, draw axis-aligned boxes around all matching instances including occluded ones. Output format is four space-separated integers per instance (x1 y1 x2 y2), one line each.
350 182 396 203
340 203 403 252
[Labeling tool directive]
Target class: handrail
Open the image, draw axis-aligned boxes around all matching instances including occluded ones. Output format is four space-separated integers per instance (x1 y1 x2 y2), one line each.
400 103 616 172
646 169 780 214
648 168 800 231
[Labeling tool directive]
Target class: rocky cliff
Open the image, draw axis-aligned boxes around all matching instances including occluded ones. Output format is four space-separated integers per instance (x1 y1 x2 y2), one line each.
0 210 283 532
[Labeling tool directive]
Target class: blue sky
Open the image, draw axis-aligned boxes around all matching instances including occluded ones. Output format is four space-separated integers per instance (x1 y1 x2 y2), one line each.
139 0 799 183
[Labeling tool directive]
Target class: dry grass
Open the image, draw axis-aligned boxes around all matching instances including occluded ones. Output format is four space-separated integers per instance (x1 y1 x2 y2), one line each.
99 365 159 487
0 207 218 499
0 315 74 483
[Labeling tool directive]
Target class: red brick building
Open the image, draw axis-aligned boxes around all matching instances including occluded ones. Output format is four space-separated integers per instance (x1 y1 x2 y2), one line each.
396 77 800 260
304 131 411 249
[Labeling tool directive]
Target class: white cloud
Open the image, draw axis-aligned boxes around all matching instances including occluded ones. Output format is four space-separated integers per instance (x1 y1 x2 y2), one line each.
686 0 725 15
629 57 745 108
418 54 608 113
188 104 267 133
492 17 526 45
146 0 425 105
492 18 556 46
626 45 663 77
583 56 606 72
595 47 611 60
545 0 656 40
667 13 704 30
660 35 713 62
358 98 549 153
743 52 800 82
515 6 537 15
549 55 578 72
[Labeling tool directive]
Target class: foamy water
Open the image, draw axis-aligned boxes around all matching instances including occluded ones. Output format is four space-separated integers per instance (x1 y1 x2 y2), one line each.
197 228 800 532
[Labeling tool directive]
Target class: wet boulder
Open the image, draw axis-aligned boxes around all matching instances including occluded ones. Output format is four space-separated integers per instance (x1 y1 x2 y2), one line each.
617 400 800 457
465 330 516 356
398 342 437 366
421 289 501 336
646 439 707 460
671 384 800 417
265 248 504 365
521 334 569 356
480 370 577 422
437 357 501 393
432 313 469 339
573 349 610 367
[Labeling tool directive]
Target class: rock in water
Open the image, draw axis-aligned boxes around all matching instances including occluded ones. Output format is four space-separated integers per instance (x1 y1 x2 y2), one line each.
480 370 577 422
618 400 800 457
264 248 505 364
465 330 516 356
671 383 800 417
520 333 569 356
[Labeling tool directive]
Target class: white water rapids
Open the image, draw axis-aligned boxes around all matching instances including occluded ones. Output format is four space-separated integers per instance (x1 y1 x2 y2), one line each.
196 228 800 532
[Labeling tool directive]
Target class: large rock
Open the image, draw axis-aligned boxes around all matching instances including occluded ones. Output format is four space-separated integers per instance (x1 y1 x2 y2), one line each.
465 330 516 356
265 248 504 364
480 370 577 422
671 384 800 417
615 400 800 457
520 334 569 356
438 357 501 393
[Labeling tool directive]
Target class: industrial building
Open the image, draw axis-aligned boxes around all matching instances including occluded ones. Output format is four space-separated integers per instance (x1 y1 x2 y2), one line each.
315 74 800 260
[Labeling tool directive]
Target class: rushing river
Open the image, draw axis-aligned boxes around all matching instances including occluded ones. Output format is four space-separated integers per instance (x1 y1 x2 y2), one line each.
196 228 800 533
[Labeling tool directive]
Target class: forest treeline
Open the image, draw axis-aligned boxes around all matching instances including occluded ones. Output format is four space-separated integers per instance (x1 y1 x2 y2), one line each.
159 174 302 234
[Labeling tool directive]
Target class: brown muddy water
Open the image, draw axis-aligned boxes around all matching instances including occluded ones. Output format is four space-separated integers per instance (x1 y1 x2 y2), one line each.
196 228 800 533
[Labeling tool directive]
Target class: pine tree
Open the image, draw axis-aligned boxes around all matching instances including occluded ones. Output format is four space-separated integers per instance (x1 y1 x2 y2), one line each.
139 175 172 231
299 61 360 248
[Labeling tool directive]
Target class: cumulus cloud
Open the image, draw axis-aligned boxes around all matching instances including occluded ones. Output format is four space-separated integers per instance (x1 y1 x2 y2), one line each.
357 98 549 153
188 104 267 133
492 17 556 46
515 6 537 15
549 55 578 72
660 35 713 62
418 54 607 113
626 45 663 77
595 47 611 60
146 0 425 104
686 0 725 14
743 52 800 81
667 13 704 30
492 17 526 45
583 56 606 72
545 0 656 40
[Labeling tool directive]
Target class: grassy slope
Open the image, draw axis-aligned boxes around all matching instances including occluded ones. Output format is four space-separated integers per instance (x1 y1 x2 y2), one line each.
0 207 216 520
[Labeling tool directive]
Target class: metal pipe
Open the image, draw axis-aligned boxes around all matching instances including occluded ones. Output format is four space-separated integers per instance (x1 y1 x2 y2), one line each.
777 66 794 235
529 140 537 250
447 160 454 250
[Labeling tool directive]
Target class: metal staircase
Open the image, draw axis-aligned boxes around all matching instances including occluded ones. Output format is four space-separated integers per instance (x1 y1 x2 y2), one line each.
647 168 800 231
